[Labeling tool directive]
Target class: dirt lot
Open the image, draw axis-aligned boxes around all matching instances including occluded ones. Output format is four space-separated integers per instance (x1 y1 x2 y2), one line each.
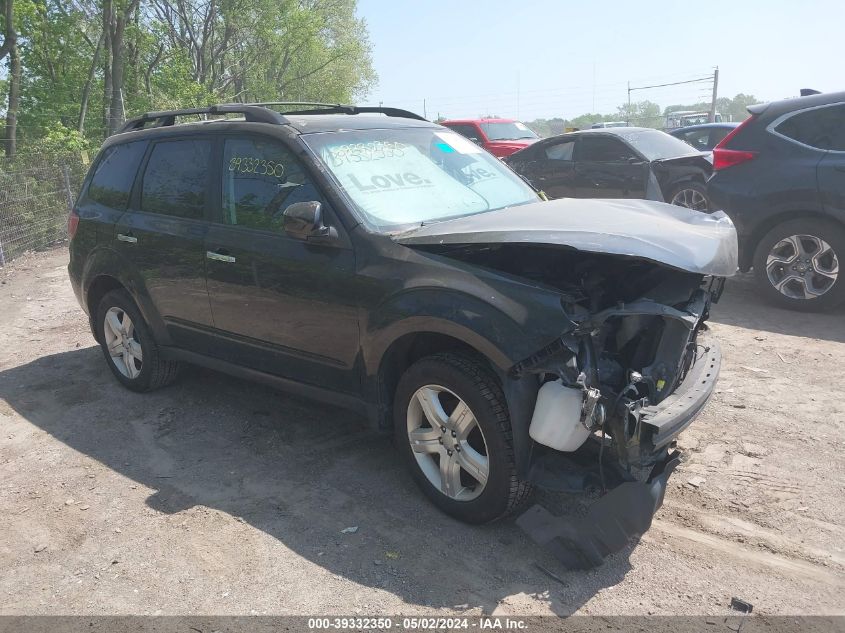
1 247 843 616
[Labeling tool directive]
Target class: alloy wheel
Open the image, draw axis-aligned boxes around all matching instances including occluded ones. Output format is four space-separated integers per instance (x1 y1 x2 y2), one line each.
103 306 143 378
765 234 839 300
670 188 708 211
406 385 489 501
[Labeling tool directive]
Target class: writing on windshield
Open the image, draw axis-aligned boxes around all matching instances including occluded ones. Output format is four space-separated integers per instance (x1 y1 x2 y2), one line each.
304 128 538 230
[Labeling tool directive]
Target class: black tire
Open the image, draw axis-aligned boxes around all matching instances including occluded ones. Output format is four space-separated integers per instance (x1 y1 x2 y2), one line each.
95 289 181 392
752 218 845 312
667 181 711 212
393 353 532 524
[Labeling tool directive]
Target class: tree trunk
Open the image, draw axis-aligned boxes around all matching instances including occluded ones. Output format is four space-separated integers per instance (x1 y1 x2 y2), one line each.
109 25 126 135
102 0 113 135
5 40 20 157
0 0 14 63
106 0 139 136
79 29 105 136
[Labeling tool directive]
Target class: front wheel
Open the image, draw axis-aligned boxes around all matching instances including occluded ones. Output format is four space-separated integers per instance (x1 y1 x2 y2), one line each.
752 219 845 311
393 353 532 524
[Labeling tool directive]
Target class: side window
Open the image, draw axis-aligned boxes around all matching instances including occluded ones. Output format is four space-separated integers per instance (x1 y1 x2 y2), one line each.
577 136 637 162
709 128 731 147
776 104 845 151
140 140 211 219
446 124 482 141
222 137 323 232
82 141 147 210
544 139 575 160
682 129 711 151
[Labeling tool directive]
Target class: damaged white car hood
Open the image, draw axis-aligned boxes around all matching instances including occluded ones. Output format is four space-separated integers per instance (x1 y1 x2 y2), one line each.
395 198 738 277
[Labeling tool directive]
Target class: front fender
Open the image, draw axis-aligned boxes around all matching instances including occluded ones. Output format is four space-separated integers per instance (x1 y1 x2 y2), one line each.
363 284 570 376
362 284 568 474
81 245 170 344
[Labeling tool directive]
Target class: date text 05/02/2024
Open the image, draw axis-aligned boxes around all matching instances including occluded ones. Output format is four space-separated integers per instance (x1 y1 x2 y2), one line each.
307 616 528 630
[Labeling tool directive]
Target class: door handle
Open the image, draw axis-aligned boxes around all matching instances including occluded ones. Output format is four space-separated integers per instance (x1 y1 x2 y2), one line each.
834 165 845 172
117 233 137 244
206 250 236 263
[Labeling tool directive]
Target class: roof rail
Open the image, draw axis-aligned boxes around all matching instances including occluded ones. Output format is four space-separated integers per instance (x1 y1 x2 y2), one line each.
118 101 428 134
119 104 286 133
253 102 428 121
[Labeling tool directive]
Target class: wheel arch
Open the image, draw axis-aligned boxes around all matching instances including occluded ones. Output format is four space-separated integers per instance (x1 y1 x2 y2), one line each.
82 247 169 345
743 209 845 271
370 328 540 478
85 275 127 342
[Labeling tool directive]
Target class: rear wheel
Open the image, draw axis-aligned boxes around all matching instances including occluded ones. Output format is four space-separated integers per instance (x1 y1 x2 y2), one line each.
393 353 531 524
668 181 710 211
95 290 181 391
752 219 845 311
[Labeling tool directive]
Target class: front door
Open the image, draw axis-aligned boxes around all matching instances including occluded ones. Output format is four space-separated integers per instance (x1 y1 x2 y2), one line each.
573 135 647 199
115 137 214 346
203 134 360 394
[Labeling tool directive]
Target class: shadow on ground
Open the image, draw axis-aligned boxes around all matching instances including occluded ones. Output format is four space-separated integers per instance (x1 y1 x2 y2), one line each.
711 273 845 343
0 347 635 615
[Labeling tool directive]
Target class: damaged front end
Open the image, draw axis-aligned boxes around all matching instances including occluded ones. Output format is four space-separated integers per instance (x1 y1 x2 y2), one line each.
420 240 727 567
511 267 722 483
507 250 723 567
396 199 736 566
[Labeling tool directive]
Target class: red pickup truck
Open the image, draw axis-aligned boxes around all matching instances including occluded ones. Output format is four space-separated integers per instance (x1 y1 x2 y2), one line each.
440 118 539 158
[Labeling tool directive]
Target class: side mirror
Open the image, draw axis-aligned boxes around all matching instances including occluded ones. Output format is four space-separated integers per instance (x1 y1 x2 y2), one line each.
282 201 337 242
468 137 481 144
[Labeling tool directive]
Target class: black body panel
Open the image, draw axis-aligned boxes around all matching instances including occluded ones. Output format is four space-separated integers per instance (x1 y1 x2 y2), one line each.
506 128 710 204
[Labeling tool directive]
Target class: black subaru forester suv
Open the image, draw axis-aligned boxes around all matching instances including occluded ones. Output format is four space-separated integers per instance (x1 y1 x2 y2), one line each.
68 103 736 565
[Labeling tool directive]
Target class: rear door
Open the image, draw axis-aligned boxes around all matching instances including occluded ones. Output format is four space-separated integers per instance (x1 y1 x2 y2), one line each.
573 135 647 199
203 134 360 394
513 137 577 198
115 136 214 346
807 105 845 221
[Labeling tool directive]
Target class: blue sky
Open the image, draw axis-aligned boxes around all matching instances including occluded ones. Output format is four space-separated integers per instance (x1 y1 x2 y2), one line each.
357 0 842 121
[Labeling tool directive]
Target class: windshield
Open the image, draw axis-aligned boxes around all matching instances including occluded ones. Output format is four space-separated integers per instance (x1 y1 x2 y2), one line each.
302 127 539 231
480 121 538 141
618 129 700 160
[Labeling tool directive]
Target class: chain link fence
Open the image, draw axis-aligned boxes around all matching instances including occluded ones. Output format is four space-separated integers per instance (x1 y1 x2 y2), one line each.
0 153 89 267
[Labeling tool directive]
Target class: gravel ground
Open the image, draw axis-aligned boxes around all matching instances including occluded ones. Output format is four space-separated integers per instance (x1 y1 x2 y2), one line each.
0 247 843 616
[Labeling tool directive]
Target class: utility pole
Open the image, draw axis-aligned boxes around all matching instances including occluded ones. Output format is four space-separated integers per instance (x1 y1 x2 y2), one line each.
423 99 427 119
627 81 631 125
709 67 719 123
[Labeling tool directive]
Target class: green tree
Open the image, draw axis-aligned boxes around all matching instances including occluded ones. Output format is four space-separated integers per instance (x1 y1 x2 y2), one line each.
2 0 375 154
616 99 662 128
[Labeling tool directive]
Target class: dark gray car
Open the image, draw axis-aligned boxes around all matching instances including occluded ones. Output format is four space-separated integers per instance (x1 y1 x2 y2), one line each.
506 127 714 211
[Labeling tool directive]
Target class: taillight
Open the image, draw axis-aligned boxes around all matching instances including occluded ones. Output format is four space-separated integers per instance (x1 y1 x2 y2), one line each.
67 210 80 240
713 116 757 171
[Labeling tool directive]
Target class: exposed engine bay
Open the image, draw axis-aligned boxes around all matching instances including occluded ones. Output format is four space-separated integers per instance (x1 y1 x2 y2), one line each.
415 241 723 484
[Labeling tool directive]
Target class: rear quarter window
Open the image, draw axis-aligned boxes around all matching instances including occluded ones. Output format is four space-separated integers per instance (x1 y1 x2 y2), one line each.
81 141 147 210
775 104 845 151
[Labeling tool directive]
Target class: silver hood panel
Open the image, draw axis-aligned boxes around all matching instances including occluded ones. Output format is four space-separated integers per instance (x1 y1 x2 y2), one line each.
395 198 738 277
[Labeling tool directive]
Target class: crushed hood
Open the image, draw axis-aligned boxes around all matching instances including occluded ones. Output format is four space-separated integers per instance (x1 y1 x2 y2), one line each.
395 198 738 277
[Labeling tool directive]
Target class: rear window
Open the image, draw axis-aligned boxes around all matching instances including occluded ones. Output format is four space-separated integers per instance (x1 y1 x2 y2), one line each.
82 141 147 210
617 129 699 160
140 140 211 219
776 104 845 151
